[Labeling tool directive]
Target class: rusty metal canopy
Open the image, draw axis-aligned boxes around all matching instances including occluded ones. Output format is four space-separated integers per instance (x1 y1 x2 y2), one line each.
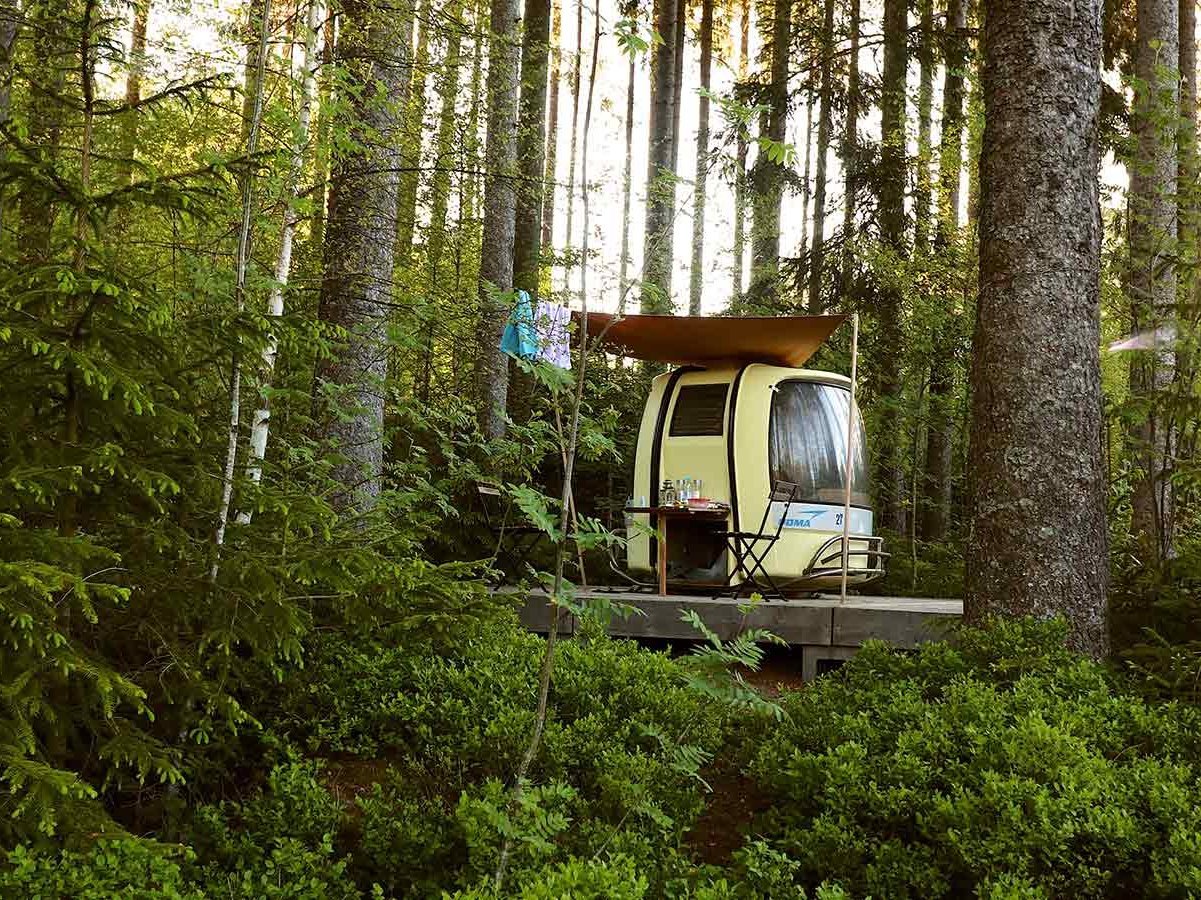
573 312 848 368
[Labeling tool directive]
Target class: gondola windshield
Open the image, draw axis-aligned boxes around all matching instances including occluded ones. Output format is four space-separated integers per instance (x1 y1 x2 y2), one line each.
769 382 870 507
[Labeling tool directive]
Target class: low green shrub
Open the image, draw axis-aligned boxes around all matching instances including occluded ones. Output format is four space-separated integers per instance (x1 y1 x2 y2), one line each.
746 618 1201 899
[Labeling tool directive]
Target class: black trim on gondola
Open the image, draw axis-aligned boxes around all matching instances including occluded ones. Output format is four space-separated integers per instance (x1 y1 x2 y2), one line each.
648 366 698 571
726 365 751 540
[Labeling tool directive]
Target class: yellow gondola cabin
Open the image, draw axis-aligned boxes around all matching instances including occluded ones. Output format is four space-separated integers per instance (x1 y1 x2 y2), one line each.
575 311 886 595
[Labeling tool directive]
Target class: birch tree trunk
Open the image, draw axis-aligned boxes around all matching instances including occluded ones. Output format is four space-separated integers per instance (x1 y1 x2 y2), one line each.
918 0 968 541
513 0 552 297
688 0 713 316
315 0 414 507
748 0 790 295
1128 0 1180 560
239 0 322 523
967 0 1108 658
640 0 679 311
212 0 271 574
807 0 835 313
473 0 521 438
731 0 750 296
876 0 908 534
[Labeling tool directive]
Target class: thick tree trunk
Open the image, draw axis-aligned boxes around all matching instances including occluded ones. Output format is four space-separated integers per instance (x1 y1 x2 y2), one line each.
396 0 432 263
918 0 969 541
914 0 934 249
688 0 713 316
473 0 522 438
671 0 685 171
748 0 791 294
875 0 908 533
839 0 861 296
315 0 414 507
1128 0 1180 560
967 0 1109 658
807 0 835 313
18 2 67 264
541 0 561 252
513 0 552 296
731 0 750 296
640 0 679 311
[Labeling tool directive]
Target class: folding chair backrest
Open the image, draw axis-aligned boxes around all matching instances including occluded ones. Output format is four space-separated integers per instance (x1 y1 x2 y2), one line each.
754 480 800 539
476 484 504 529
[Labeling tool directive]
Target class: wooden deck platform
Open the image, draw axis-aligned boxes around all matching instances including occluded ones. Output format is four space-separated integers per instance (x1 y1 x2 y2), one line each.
508 589 963 681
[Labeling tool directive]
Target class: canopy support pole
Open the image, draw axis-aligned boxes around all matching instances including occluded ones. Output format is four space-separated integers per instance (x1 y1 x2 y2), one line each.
840 313 860 604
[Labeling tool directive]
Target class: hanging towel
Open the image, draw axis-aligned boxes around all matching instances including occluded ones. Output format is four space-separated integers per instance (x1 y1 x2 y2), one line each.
499 290 538 361
534 301 572 369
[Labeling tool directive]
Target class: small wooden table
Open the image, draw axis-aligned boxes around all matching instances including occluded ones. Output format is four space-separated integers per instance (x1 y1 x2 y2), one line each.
624 505 730 595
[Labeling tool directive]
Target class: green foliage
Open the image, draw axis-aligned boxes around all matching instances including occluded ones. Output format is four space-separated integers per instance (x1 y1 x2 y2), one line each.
745 619 1201 899
0 840 208 900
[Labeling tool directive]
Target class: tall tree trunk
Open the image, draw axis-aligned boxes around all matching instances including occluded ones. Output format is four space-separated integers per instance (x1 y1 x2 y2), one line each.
731 0 750 295
513 0 552 296
875 0 907 534
116 0 150 184
671 0 685 170
473 0 522 438
0 0 19 236
563 0 583 272
426 9 464 282
315 0 414 507
1128 0 1180 560
807 0 835 313
465 0 486 225
918 0 969 541
541 0 561 252
640 0 679 311
797 94 813 292
967 0 1108 658
421 4 465 401
396 0 431 262
18 2 67 264
241 0 322 519
749 0 791 294
688 0 713 315
839 0 860 296
618 10 637 305
309 10 336 253
913 0 934 249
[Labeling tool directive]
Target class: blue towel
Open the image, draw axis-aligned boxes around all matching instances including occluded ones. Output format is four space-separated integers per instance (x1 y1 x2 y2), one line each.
500 290 539 361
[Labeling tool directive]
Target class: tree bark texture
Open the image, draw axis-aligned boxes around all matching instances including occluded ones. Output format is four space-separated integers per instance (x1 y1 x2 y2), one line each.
807 0 835 313
688 0 713 316
426 7 464 282
396 0 432 263
1128 0 1179 560
967 0 1109 658
563 0 583 265
513 0 552 297
473 0 522 438
640 0 679 311
117 0 150 184
914 0 935 249
619 29 636 302
0 0 19 235
315 0 414 508
749 0 791 295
